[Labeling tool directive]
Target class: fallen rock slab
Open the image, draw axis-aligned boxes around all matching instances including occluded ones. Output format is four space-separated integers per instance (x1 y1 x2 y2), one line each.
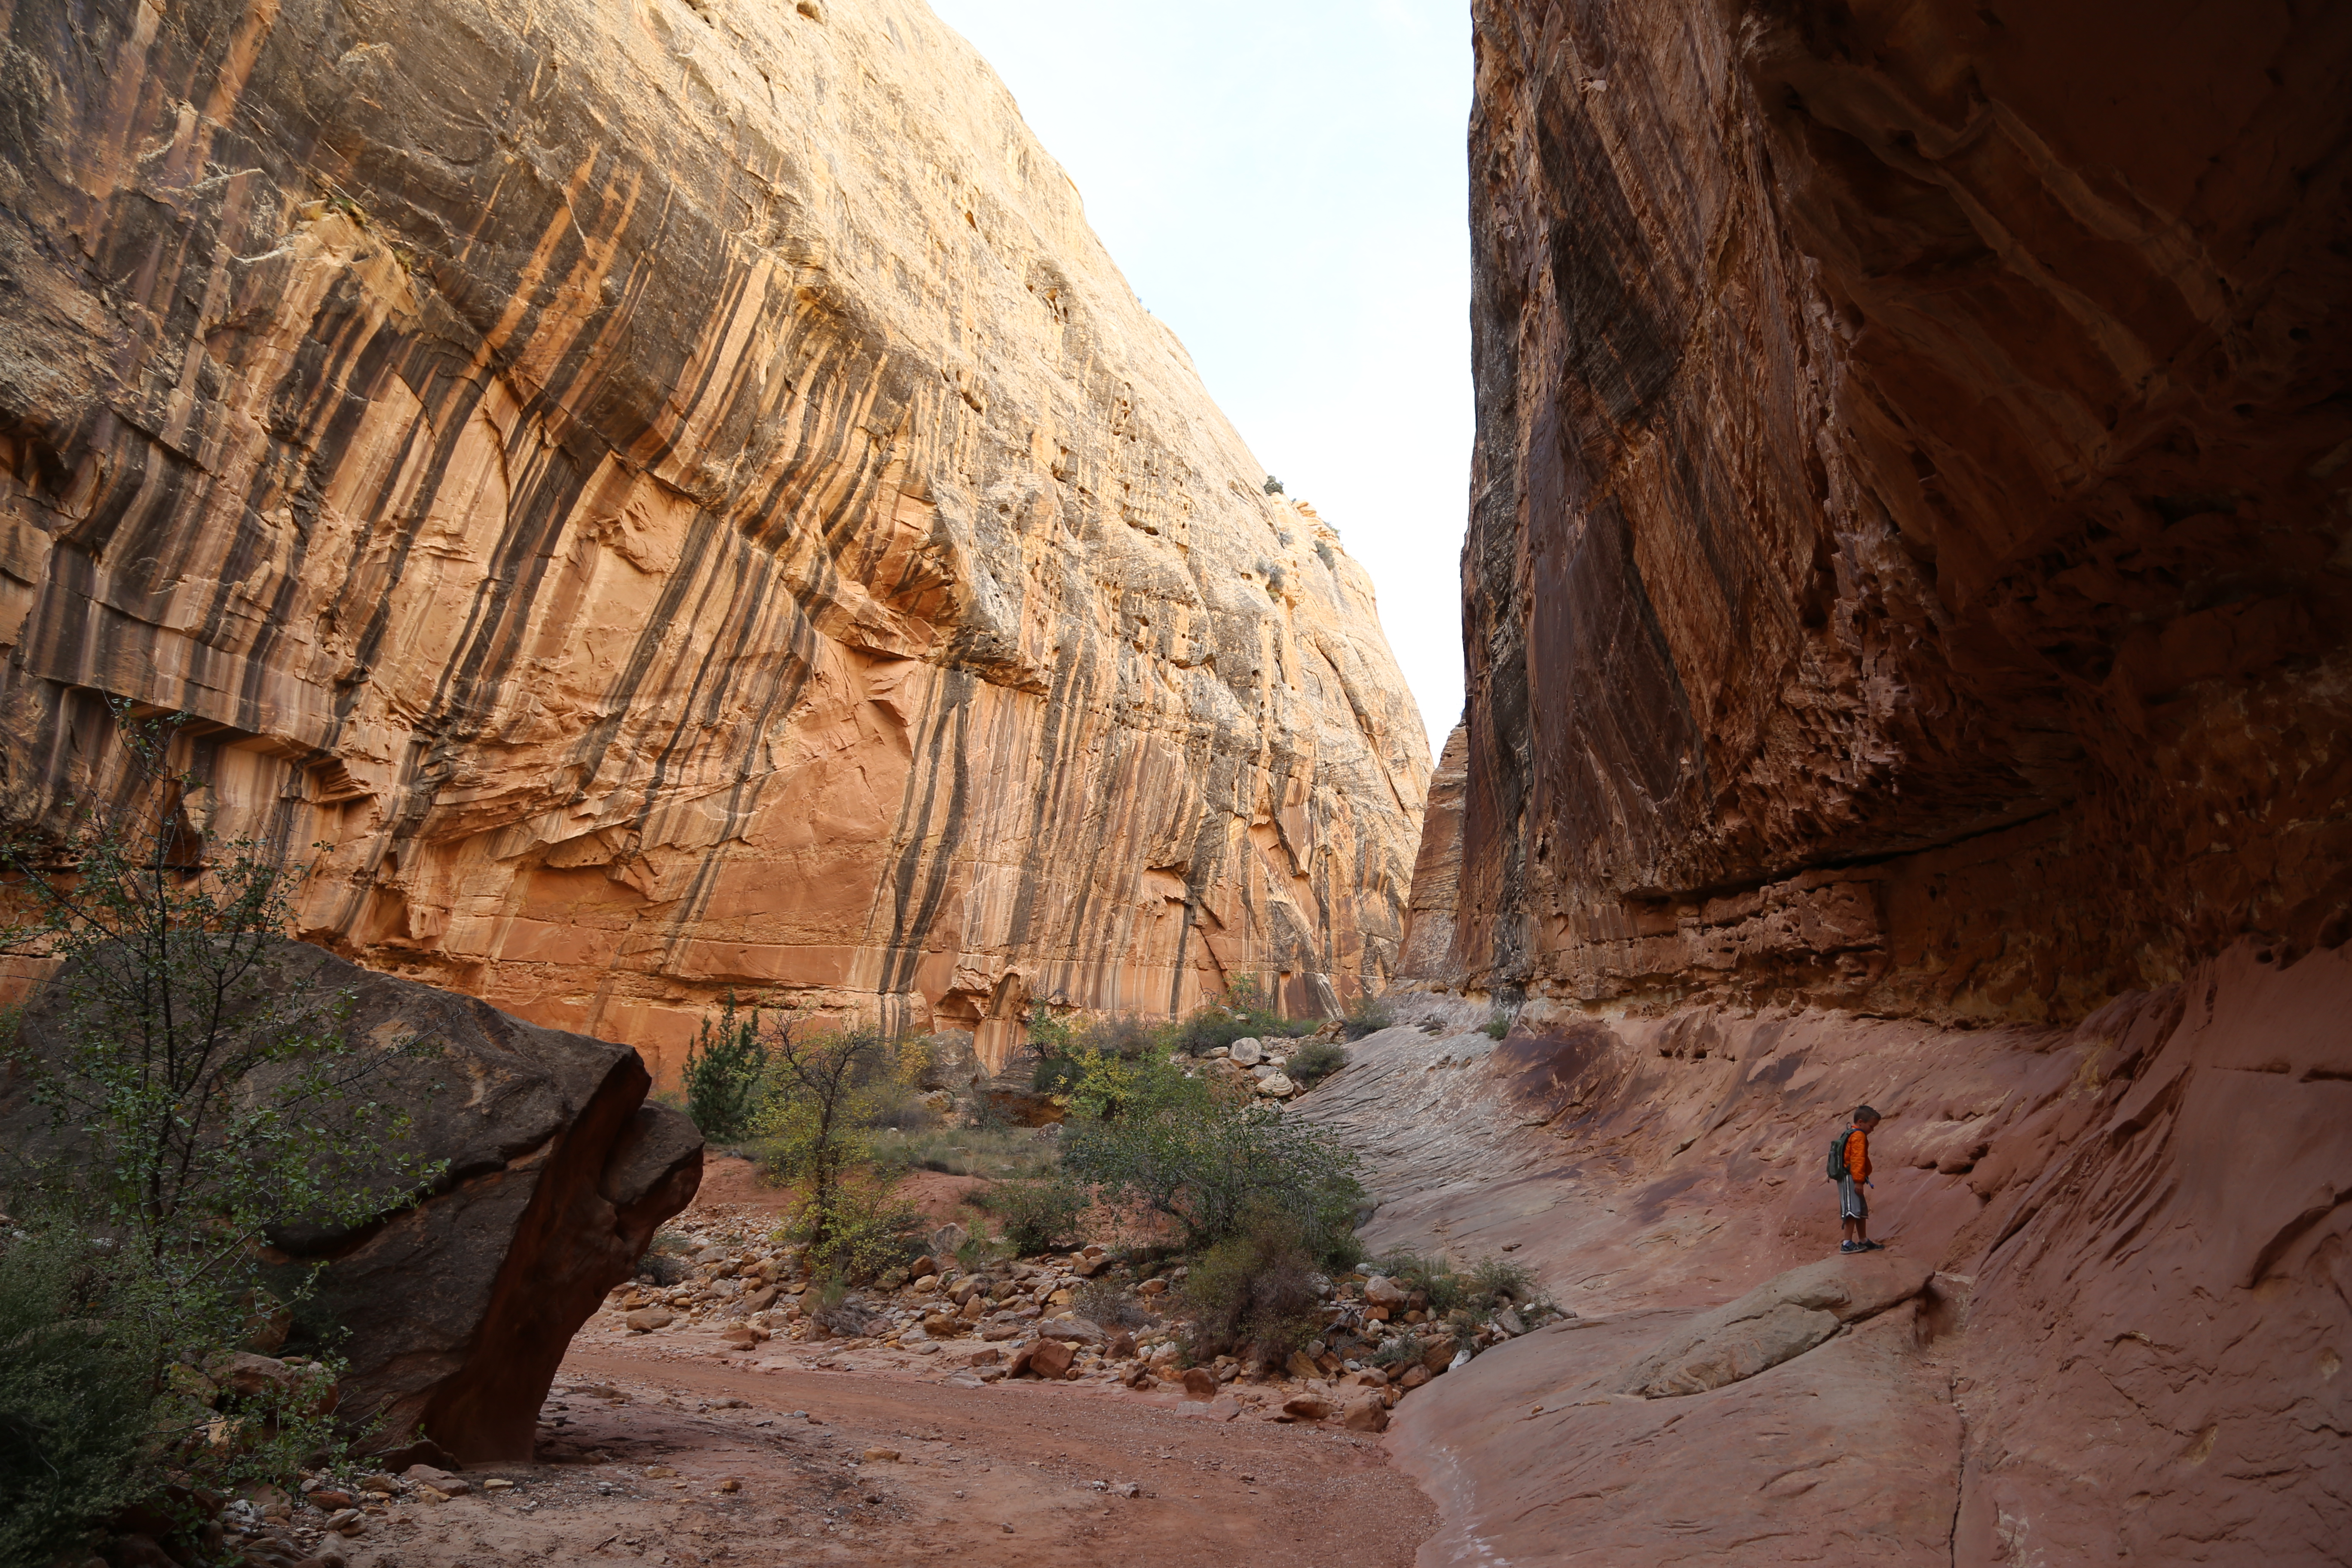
0 940 701 1465
1612 1254 1932 1398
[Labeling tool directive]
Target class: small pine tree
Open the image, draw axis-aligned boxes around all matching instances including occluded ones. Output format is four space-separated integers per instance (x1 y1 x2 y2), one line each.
684 992 766 1140
1262 475 1285 495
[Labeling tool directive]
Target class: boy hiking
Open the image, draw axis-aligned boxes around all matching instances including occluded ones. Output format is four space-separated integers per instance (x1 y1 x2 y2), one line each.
1830 1105 1883 1254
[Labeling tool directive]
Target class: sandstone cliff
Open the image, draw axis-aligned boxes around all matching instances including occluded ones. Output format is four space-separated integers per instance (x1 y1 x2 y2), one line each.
1360 0 2352 1561
1433 0 2350 1023
0 0 1430 1073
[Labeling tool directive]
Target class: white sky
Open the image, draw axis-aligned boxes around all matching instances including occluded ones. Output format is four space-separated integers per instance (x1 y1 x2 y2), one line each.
926 0 1473 761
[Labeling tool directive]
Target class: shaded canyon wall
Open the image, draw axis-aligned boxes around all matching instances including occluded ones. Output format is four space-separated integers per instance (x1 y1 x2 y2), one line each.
0 0 1430 1072
1436 0 2351 1022
1369 0 2352 1562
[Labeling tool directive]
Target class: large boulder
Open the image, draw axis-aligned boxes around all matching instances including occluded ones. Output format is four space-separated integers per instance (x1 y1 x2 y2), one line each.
0 940 701 1464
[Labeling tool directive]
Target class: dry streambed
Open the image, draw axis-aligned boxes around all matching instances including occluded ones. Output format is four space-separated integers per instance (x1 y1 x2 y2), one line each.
312 1353 1427 1568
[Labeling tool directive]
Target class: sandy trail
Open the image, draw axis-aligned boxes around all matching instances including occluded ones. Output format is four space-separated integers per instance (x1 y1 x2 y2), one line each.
357 1336 1430 1568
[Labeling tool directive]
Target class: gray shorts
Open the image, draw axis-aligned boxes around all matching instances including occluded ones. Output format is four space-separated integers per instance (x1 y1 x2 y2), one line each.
1838 1175 1868 1222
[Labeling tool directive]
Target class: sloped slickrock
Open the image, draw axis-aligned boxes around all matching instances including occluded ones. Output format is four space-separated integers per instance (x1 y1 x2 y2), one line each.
1396 1304 1963 1567
1337 943 2351 1563
0 0 1427 1075
1609 1254 1930 1397
0 939 701 1464
1447 0 2352 1022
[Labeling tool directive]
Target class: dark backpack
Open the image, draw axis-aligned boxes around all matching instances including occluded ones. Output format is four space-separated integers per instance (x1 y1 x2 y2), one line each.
1826 1127 1855 1181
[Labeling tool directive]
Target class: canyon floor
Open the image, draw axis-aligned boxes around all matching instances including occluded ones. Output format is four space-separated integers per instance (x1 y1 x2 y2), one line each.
333 1168 1434 1568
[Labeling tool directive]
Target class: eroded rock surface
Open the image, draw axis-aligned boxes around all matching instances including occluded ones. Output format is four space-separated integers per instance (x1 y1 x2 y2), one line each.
1608 1254 1930 1397
0 0 1428 1075
1339 943 2352 1564
0 940 702 1464
1449 0 2352 1021
1382 4 2352 1558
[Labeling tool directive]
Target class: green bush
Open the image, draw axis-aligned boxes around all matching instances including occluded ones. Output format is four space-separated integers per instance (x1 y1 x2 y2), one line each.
1340 990 1393 1040
1373 1249 1553 1332
1060 1084 1363 1265
1483 1014 1511 1040
1286 1040 1347 1089
1170 975 1319 1056
750 1022 927 1267
1179 1207 1324 1370
973 1177 1087 1255
684 993 766 1141
783 1173 924 1284
0 1224 166 1565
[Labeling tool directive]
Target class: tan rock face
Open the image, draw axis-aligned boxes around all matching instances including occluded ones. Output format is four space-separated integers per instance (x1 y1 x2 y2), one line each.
1446 0 2352 1022
0 0 1428 1075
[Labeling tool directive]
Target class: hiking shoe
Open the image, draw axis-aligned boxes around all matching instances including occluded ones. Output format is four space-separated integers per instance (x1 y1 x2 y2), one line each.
1855 1240 1885 1252
1838 1241 1861 1254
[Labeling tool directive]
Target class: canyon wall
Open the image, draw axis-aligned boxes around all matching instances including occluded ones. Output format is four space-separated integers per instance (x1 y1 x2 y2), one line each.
0 0 1430 1073
1359 0 2352 1562
1437 0 2351 1023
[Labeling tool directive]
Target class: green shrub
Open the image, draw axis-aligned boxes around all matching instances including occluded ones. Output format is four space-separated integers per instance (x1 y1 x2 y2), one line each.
1286 1040 1347 1089
1340 990 1393 1040
1263 475 1285 495
683 993 766 1141
750 1022 927 1266
974 1177 1087 1255
1060 1084 1363 1265
1372 1249 1553 1331
1170 975 1319 1055
1483 1014 1511 1040
1179 1207 1323 1370
784 1173 923 1284
0 1223 166 1565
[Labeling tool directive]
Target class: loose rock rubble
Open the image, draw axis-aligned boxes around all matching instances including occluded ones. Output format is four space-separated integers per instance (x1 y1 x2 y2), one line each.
591 1203 1563 1428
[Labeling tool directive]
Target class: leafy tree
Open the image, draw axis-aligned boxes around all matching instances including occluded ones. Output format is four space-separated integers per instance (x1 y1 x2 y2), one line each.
684 992 766 1140
1060 1086 1363 1265
751 1021 925 1279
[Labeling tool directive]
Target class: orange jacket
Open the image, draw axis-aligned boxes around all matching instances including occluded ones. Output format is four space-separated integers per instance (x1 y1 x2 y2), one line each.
1843 1127 1871 1183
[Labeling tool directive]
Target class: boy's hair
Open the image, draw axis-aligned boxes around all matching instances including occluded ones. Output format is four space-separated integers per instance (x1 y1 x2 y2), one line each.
1853 1104 1880 1122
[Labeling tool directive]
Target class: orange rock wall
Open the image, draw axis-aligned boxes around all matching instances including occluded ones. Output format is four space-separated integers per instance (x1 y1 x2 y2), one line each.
0 0 1429 1075
1444 0 2352 1024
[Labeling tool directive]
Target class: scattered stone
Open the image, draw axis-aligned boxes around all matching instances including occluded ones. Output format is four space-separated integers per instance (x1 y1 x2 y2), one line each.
1229 1038 1264 1066
403 1465 468 1495
1399 1364 1433 1390
1341 1393 1390 1432
1283 1394 1334 1421
1181 1367 1219 1401
1364 1275 1407 1308
1286 1349 1322 1381
625 1308 675 1334
1421 1336 1458 1372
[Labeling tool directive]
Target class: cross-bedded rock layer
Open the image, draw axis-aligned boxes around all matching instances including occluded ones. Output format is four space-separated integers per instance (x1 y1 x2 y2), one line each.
1440 0 2352 1022
0 0 1429 1074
